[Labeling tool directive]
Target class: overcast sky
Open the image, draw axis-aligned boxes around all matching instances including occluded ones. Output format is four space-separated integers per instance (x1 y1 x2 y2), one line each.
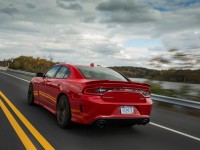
0 0 200 69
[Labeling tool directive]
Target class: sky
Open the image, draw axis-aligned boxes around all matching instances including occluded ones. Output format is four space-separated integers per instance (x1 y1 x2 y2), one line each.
0 0 200 69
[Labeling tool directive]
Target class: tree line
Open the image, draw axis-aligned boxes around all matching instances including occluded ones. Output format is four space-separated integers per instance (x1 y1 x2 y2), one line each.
6 56 56 73
110 66 200 84
2 56 200 84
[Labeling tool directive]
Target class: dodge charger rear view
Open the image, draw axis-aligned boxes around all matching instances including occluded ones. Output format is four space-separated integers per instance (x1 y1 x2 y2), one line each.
28 64 152 128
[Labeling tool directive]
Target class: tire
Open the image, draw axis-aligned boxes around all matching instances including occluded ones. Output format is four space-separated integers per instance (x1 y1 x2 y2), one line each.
27 84 35 105
56 95 72 128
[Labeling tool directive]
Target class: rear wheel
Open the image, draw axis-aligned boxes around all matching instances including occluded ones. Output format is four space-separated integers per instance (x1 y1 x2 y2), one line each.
56 95 72 128
27 84 34 105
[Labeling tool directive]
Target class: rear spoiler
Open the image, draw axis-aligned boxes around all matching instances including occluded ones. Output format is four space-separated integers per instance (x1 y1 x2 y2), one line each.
84 80 150 90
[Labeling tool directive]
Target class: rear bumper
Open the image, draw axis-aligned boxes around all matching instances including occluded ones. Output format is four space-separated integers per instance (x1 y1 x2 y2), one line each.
70 95 153 124
93 118 150 125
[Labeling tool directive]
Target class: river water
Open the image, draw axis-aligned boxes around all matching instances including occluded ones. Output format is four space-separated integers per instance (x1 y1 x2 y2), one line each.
130 78 200 92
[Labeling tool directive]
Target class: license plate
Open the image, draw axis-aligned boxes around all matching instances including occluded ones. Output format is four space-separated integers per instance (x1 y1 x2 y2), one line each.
120 106 134 114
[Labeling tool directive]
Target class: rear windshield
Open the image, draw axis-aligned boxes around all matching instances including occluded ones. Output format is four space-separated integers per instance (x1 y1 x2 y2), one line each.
76 66 127 81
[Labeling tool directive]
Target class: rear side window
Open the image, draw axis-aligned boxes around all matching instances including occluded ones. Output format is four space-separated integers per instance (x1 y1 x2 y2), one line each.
45 66 61 78
55 66 70 78
76 66 127 81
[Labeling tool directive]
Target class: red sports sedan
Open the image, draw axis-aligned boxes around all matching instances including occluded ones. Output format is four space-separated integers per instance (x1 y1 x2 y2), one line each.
27 64 152 128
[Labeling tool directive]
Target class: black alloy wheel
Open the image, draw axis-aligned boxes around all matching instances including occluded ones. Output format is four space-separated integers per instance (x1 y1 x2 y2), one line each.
56 95 72 128
27 84 35 105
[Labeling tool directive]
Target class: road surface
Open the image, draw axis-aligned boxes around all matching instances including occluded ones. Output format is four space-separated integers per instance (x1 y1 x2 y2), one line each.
0 71 199 150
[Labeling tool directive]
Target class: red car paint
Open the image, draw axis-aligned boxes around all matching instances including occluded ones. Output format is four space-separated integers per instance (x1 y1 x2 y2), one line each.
30 64 152 125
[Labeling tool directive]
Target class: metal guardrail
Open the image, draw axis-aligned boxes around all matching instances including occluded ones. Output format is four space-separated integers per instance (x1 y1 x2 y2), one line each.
151 94 200 110
0 66 8 70
1 68 200 110
7 68 36 76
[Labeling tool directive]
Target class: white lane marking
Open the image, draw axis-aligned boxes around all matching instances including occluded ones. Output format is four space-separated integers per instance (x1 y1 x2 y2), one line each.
1 71 199 142
150 122 200 142
0 71 30 83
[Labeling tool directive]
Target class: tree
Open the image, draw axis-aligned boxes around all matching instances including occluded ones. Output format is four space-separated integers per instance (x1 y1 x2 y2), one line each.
9 56 56 73
13 61 20 69
149 49 200 70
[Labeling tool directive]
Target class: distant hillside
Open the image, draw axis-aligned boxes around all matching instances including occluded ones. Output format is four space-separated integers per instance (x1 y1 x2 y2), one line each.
2 56 200 84
110 66 200 84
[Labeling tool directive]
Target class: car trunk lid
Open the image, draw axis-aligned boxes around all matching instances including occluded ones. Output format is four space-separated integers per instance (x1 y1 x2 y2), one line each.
83 80 150 103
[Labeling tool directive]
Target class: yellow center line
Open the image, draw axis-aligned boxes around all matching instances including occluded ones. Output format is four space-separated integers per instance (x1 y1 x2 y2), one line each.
0 91 55 150
0 99 37 150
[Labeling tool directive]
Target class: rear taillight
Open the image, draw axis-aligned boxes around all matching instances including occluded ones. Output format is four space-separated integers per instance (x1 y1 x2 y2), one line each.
131 89 150 97
83 87 150 97
83 87 109 95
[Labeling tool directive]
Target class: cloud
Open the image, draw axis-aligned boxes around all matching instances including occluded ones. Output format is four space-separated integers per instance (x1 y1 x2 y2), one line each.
96 0 161 23
42 48 74 54
0 6 20 15
26 3 36 9
96 0 200 37
57 1 83 10
96 0 140 11
0 0 200 69
82 16 96 23
147 0 200 11
161 31 200 50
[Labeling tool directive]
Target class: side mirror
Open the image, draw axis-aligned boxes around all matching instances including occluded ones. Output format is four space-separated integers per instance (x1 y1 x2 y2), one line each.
36 72 44 77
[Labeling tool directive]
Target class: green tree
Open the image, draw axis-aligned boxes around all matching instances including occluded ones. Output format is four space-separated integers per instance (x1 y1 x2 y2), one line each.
13 61 20 69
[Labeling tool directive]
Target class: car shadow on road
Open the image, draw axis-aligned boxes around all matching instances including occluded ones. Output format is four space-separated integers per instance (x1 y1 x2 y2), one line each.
68 123 144 136
27 102 148 138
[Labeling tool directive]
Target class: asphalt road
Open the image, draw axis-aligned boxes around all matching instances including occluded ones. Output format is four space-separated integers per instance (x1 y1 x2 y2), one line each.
0 71 199 150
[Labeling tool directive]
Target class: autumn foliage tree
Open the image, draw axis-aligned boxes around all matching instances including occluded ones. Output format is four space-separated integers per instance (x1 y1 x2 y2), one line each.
8 56 56 73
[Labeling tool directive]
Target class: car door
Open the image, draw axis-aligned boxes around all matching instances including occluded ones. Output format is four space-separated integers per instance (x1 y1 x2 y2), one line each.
39 65 61 109
45 66 70 111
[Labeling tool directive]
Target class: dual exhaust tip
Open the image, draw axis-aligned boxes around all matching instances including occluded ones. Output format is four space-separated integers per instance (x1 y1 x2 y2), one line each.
95 120 107 128
142 118 149 125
